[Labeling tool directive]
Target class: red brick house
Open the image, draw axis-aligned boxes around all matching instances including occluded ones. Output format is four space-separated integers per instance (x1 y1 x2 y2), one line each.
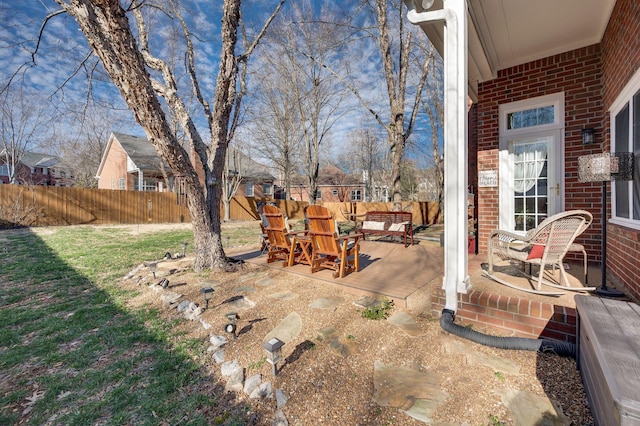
286 165 365 202
0 150 72 186
408 0 640 302
96 132 275 197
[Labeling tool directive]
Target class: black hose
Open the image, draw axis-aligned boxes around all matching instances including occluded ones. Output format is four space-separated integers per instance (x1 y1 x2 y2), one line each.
439 309 576 358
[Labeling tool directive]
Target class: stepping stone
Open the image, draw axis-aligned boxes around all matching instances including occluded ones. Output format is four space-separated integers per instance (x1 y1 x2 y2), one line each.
268 291 299 301
387 312 424 337
273 409 288 426
263 312 302 344
232 286 256 293
373 360 448 411
443 340 521 375
249 382 272 400
309 296 343 310
353 296 381 308
256 277 274 287
198 279 221 289
497 388 570 426
212 350 225 364
318 327 356 357
275 389 288 408
161 291 182 307
401 392 450 423
226 296 255 310
239 273 258 283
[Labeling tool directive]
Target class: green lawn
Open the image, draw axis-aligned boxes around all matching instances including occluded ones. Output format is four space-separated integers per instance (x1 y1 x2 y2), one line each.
0 223 259 425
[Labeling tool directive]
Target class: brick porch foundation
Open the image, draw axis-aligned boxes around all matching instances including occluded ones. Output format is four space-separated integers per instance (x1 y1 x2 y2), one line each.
431 288 577 344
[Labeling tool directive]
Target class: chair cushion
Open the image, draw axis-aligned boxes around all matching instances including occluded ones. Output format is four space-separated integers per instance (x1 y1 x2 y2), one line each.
362 221 385 230
527 244 545 259
388 222 408 232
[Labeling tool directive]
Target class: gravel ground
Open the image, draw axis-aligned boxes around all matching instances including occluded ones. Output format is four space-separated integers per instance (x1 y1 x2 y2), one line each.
121 248 594 426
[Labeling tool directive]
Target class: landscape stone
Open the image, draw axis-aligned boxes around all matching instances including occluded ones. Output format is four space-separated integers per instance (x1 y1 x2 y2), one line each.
243 374 262 395
161 291 182 307
373 360 444 411
387 312 424 337
275 389 288 408
497 388 570 426
212 350 225 364
249 382 273 400
318 327 356 357
353 296 381 309
268 291 299 301
220 360 242 378
232 286 257 293
198 279 221 289
200 318 212 330
209 335 228 352
256 277 274 287
177 300 190 312
308 296 343 310
226 296 256 310
238 272 258 283
225 368 244 392
273 409 288 426
263 312 302 344
444 340 521 375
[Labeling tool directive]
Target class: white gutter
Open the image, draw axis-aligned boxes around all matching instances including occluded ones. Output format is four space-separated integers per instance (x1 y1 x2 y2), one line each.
407 0 470 312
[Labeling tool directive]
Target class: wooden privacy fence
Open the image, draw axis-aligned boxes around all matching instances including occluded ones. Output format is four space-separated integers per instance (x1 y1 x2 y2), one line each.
0 185 191 227
0 184 441 227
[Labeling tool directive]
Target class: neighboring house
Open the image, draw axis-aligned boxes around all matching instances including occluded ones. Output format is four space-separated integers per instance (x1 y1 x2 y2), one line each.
286 165 365 202
96 132 275 196
0 150 72 186
96 132 176 191
412 0 640 301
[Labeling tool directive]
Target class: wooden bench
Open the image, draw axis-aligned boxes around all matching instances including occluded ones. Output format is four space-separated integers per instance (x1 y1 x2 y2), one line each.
575 295 640 425
355 211 414 247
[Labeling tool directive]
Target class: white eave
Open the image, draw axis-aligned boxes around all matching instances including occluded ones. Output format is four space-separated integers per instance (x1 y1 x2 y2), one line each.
411 0 616 100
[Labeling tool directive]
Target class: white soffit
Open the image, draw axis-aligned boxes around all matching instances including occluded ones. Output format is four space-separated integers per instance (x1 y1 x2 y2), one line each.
469 0 616 79
409 0 616 93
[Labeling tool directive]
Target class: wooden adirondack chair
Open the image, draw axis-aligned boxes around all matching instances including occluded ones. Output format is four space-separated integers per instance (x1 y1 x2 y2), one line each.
305 205 363 278
262 205 303 266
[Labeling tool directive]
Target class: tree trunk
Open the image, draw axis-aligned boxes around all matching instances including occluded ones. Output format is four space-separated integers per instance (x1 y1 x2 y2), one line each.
58 0 224 271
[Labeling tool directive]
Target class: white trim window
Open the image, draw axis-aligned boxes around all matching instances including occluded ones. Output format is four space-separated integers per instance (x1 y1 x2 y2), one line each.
350 189 362 201
245 184 254 197
118 177 125 190
0 164 8 176
611 69 640 227
263 183 273 196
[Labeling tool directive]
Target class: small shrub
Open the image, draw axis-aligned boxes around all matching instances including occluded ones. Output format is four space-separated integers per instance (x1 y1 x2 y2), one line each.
361 297 394 320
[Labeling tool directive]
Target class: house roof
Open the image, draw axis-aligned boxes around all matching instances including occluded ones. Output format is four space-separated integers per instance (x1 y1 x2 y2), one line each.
407 0 616 99
1 150 61 168
227 147 275 181
96 132 275 181
113 132 172 172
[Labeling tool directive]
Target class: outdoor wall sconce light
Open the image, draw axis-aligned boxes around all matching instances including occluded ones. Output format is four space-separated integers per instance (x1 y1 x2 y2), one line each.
263 337 284 376
201 287 214 309
224 312 238 339
582 128 595 145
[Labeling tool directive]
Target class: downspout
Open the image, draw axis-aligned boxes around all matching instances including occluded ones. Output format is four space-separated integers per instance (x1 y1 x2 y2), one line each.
407 0 470 313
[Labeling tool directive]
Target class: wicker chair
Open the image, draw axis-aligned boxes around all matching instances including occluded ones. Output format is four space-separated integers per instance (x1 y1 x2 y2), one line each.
487 210 592 290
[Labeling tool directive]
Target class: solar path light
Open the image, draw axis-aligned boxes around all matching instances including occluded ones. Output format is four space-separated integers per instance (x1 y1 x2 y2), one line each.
201 287 214 309
263 337 284 376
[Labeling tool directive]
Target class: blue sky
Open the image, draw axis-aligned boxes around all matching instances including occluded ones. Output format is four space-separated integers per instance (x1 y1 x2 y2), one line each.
0 0 441 169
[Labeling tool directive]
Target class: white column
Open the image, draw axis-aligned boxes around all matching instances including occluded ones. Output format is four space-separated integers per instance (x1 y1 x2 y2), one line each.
407 0 470 313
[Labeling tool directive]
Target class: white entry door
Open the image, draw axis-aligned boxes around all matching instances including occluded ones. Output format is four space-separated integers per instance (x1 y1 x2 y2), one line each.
499 94 564 233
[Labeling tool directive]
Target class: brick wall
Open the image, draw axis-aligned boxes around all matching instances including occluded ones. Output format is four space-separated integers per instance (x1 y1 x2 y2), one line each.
432 288 577 343
600 0 640 302
476 45 605 261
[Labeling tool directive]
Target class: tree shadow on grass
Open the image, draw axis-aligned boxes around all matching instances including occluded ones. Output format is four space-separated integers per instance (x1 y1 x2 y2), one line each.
0 227 266 425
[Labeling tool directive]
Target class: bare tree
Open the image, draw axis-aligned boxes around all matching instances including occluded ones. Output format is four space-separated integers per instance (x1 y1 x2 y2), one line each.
47 0 284 271
246 52 303 200
264 0 351 205
342 128 386 202
0 87 50 184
